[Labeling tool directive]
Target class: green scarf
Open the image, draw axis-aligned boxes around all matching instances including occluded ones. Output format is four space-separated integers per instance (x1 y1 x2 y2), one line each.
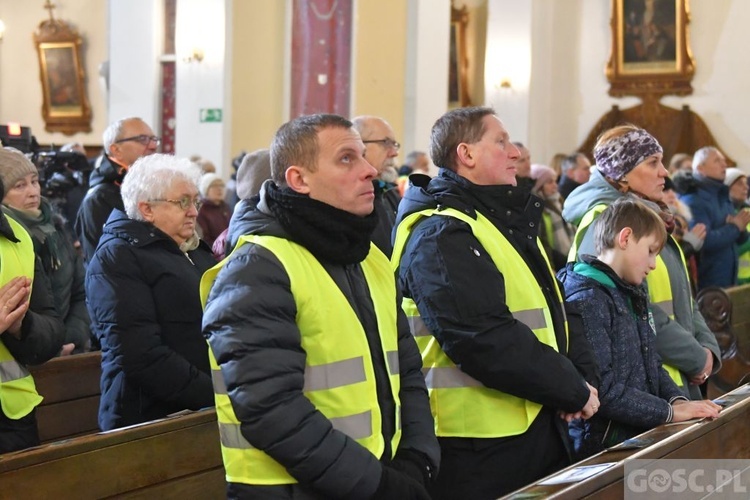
4 199 64 272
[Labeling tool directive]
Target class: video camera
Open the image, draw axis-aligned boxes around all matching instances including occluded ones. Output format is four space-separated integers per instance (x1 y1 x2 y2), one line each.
1 124 92 227
30 150 91 200
0 123 91 201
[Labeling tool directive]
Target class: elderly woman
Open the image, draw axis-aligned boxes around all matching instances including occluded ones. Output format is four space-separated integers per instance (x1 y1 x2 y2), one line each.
561 124 721 401
85 154 215 431
0 148 88 354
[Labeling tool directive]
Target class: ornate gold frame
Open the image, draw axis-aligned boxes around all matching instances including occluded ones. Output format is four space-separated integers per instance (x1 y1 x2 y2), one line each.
449 6 471 107
606 0 695 98
34 18 92 135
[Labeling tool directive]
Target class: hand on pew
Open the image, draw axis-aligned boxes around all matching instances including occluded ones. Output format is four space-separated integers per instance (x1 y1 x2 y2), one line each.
559 382 600 422
671 399 722 423
688 347 715 385
58 343 75 356
0 276 31 338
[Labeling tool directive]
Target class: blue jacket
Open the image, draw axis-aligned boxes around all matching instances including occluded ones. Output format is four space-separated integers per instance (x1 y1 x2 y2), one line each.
680 174 748 288
558 259 686 459
86 210 216 430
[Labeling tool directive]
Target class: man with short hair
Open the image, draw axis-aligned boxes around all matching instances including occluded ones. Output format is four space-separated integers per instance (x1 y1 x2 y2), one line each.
202 114 439 499
75 117 159 261
392 107 599 498
681 146 750 289
558 152 592 200
352 115 402 256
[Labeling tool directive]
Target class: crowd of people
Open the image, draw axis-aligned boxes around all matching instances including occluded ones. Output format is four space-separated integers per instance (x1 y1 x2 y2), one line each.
0 107 746 498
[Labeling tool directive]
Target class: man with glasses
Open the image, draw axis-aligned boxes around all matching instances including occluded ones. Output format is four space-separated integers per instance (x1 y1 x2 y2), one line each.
75 117 159 261
352 115 402 256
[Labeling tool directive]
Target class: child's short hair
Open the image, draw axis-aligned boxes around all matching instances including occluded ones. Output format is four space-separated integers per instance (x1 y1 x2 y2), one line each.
593 197 668 254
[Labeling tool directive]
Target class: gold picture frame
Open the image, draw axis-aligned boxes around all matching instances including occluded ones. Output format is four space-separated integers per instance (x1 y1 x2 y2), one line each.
34 18 92 135
449 6 471 108
606 0 695 98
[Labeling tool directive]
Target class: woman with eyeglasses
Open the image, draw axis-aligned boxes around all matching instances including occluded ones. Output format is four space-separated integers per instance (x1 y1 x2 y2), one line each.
85 154 215 431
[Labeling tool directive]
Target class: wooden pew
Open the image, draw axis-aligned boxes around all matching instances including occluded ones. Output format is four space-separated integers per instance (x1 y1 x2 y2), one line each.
28 351 102 442
502 384 750 499
0 408 224 499
697 285 750 399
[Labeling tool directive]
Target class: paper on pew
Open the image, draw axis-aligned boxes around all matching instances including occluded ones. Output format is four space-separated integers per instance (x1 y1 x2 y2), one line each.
537 463 617 485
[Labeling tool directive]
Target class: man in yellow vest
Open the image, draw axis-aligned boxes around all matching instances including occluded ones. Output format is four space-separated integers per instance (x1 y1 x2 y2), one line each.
0 151 66 453
202 114 439 499
391 107 600 499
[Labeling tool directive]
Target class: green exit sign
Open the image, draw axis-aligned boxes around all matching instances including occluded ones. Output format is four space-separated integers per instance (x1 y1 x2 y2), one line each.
200 108 223 123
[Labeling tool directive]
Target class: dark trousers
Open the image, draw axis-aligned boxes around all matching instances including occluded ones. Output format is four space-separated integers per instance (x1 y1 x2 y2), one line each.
0 408 40 454
430 409 569 500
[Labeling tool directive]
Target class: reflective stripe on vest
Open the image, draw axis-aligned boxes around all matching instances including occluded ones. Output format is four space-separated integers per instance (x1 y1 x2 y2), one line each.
571 204 687 388
0 216 42 420
392 207 565 438
201 236 401 486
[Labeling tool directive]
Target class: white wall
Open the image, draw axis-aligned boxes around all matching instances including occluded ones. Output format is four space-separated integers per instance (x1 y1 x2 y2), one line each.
107 0 162 129
0 0 107 146
174 0 229 176
484 0 532 145
573 0 750 168
479 0 750 171
403 0 451 163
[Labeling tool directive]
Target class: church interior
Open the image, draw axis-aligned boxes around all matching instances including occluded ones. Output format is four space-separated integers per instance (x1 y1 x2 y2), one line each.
0 0 748 177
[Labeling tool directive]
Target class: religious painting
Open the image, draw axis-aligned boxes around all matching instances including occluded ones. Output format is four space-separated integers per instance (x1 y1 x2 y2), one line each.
606 0 695 98
34 18 92 134
449 6 471 108
39 44 84 114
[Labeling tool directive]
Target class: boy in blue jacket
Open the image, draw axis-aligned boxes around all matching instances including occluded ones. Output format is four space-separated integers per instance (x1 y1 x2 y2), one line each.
558 197 721 459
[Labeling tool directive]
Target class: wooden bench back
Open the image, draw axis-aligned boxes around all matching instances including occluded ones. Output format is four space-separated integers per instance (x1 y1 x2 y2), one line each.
0 409 224 499
503 384 750 499
29 351 102 442
697 285 750 398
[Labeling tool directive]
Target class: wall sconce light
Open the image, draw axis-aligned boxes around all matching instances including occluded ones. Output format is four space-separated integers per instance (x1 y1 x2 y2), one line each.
498 78 512 90
184 48 204 63
0 19 6 41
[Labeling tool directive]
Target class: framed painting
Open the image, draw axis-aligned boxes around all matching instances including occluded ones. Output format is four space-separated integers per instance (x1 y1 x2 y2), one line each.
34 18 92 134
449 6 471 108
606 0 695 98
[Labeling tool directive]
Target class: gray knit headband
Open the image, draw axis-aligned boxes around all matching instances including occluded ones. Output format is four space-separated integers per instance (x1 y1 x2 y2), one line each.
594 129 663 181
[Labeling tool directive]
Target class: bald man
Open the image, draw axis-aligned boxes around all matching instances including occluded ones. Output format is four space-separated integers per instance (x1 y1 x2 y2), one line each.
75 117 159 261
352 115 402 257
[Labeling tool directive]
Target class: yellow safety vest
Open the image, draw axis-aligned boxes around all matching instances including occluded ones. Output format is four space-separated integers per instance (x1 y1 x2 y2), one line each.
0 216 42 419
738 222 750 284
200 235 402 486
392 207 566 438
569 204 686 387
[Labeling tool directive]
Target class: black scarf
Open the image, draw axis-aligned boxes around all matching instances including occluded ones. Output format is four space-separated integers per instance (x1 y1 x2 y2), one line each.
265 183 379 265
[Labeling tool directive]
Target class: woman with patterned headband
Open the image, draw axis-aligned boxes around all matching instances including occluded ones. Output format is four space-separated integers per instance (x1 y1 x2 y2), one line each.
560 124 721 402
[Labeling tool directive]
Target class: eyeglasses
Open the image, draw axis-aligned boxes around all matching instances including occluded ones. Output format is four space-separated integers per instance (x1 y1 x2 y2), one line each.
363 138 401 151
114 134 161 146
150 196 202 211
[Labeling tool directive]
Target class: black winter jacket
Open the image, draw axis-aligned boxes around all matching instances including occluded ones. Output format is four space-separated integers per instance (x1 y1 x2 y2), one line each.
75 155 126 262
559 259 686 459
395 169 594 410
5 201 90 353
371 180 401 257
203 189 439 499
86 210 215 431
